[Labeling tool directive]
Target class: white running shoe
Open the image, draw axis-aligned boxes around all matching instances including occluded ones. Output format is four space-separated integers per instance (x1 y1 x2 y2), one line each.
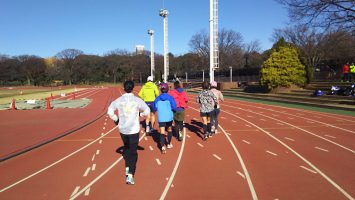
167 143 173 149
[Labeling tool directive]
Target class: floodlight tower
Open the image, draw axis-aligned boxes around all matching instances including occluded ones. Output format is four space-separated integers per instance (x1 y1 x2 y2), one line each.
159 9 169 83
147 29 155 80
210 0 219 82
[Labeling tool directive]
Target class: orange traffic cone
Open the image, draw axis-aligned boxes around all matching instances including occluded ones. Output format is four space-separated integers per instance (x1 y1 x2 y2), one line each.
11 99 16 110
46 98 51 109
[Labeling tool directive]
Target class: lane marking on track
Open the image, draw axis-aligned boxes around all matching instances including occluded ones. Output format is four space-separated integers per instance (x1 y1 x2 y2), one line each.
70 134 145 199
187 105 258 200
104 122 107 126
149 146 153 151
213 154 222 160
284 137 295 141
91 154 95 161
324 134 336 139
242 140 251 144
197 142 204 147
186 134 191 138
300 166 317 174
101 133 104 136
99 140 102 144
83 167 91 177
84 188 90 196
232 120 237 122
144 137 148 141
96 150 100 155
102 127 106 130
221 104 355 154
91 164 96 171
156 158 162 166
245 124 251 127
288 117 294 120
307 121 315 124
159 123 187 200
276 123 284 125
221 116 226 119
219 107 354 200
247 115 253 118
315 146 329 152
71 186 80 197
237 171 246 179
227 132 232 136
266 150 278 156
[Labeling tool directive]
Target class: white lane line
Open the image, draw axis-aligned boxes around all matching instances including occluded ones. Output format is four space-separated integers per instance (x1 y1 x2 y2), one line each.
84 188 90 196
237 171 246 179
284 137 295 141
91 154 95 161
324 134 336 139
104 122 107 126
221 116 226 119
315 146 329 152
149 146 153 151
245 124 251 127
266 150 278 156
105 118 108 121
220 108 353 200
101 133 104 136
197 142 204 147
227 132 232 136
300 166 317 174
247 115 253 118
99 140 102 144
144 137 148 141
159 125 187 200
102 127 106 130
288 117 294 120
307 121 315 124
70 134 145 199
213 154 222 160
242 140 251 144
91 164 96 171
0 125 118 193
83 167 91 177
232 120 237 122
156 158 162 166
96 150 100 155
71 186 80 197
276 123 284 125
186 134 191 138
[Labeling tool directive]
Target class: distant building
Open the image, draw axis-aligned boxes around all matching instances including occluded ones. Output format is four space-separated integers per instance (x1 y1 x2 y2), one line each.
135 45 144 55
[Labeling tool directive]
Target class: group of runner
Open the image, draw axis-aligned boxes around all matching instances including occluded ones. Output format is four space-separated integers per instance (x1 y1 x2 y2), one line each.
107 77 223 185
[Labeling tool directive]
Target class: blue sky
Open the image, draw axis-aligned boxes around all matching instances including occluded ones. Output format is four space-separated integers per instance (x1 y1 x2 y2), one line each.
0 0 288 58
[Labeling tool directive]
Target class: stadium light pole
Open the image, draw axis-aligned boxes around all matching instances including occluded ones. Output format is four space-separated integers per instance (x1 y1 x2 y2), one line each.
210 0 219 83
147 29 155 80
229 66 232 83
159 9 169 83
202 70 205 82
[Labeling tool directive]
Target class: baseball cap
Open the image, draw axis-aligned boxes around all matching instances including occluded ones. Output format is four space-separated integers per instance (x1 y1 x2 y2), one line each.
211 81 217 87
160 83 169 92
147 76 153 82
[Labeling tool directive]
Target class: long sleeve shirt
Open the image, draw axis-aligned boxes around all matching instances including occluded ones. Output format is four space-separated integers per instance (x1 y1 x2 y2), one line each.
107 93 150 135
211 88 224 109
196 89 218 113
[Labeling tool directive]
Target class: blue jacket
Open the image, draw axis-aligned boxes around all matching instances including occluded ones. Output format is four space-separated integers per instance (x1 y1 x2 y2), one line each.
153 93 177 123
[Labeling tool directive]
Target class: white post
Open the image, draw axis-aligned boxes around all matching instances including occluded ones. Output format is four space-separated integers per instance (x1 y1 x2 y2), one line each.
160 9 169 83
185 72 188 83
148 29 155 80
202 70 205 82
209 0 214 83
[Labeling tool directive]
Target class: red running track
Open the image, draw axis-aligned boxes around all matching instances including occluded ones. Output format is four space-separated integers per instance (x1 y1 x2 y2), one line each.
0 86 354 200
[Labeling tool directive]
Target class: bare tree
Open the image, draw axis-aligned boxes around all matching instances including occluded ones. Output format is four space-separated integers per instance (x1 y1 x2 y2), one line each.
276 0 355 31
243 40 262 67
55 49 83 85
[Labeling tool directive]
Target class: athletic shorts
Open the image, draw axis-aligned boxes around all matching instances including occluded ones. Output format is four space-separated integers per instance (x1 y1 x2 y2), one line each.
145 102 156 112
174 110 185 122
158 121 173 128
200 111 211 117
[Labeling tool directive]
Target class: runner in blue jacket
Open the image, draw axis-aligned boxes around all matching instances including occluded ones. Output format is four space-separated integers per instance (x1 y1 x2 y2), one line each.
153 83 177 154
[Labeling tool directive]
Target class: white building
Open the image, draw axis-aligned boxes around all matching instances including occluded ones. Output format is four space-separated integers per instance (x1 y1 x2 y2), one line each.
135 45 144 55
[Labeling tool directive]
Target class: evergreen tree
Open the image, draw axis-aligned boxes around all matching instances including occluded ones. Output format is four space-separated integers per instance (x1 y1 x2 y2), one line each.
261 45 306 89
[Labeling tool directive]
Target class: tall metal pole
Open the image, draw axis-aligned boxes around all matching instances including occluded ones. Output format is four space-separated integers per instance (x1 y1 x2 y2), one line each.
160 9 169 83
229 66 232 83
202 70 205 82
210 0 219 83
148 29 155 80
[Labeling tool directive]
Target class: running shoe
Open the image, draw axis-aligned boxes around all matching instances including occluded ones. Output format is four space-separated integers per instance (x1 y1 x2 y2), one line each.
215 129 219 134
167 143 173 149
161 146 167 154
126 174 135 185
145 125 150 135
203 134 208 141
